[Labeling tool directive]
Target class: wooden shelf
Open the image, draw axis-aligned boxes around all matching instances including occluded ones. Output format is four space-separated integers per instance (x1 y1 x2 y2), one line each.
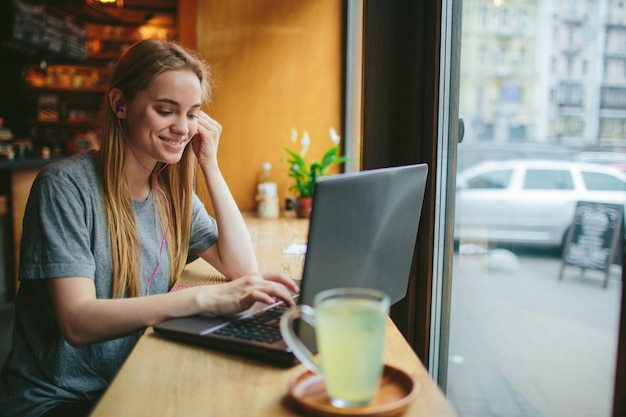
21 64 107 145
23 86 106 94
25 119 96 128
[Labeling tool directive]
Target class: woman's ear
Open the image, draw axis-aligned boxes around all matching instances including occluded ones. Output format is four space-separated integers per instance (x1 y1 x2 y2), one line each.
109 88 126 119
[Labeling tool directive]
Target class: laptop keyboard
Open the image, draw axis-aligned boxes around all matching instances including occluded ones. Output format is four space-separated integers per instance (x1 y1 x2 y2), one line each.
213 304 288 344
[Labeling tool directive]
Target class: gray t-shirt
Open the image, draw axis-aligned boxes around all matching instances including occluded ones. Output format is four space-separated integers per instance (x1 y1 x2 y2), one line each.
0 152 218 417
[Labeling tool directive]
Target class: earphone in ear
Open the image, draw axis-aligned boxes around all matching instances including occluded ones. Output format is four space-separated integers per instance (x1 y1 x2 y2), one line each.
116 103 125 112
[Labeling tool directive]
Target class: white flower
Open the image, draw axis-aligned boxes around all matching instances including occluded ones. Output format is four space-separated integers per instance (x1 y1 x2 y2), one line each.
290 127 299 144
329 127 340 146
300 131 311 157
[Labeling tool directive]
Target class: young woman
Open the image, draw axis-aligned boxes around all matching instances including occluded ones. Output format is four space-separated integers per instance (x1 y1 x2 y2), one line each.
0 40 298 417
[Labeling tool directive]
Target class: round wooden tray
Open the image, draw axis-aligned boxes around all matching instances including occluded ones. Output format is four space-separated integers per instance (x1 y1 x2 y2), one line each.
288 364 420 417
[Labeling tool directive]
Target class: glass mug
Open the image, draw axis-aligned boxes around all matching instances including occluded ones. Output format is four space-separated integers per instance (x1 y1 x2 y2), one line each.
280 287 390 408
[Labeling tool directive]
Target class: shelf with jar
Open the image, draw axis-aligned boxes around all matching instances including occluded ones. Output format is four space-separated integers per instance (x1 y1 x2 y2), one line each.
85 22 176 60
23 64 110 91
19 63 108 158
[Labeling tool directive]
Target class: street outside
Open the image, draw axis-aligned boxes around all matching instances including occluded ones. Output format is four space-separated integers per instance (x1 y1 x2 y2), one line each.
446 246 622 417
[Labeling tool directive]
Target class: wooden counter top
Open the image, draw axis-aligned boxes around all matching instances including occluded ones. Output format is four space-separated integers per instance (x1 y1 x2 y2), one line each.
89 214 457 417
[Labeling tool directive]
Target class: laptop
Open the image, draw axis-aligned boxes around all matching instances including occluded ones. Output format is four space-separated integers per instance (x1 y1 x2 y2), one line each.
154 163 429 366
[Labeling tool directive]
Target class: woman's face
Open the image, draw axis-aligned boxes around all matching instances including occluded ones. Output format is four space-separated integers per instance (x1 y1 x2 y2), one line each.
123 69 202 167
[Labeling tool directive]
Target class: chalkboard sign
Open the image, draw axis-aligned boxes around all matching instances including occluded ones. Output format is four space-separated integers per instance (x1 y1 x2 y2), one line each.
64 17 87 61
11 0 44 47
2 0 87 60
559 201 624 288
43 12 65 55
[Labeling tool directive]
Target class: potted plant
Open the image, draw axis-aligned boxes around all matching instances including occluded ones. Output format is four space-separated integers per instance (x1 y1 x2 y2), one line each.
283 127 350 218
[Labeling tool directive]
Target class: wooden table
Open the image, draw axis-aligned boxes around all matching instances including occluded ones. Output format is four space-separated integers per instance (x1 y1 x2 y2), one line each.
89 214 457 417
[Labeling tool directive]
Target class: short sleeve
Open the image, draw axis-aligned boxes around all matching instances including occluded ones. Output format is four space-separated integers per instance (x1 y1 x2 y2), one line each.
19 169 97 281
187 193 218 258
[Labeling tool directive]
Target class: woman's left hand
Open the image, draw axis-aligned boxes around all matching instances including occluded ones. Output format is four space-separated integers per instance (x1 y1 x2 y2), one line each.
191 111 222 166
192 111 258 278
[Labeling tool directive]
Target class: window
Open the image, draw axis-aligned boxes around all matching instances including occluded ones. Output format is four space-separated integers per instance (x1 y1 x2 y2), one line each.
501 82 521 103
480 5 489 28
524 169 574 190
559 82 583 107
448 2 624 416
566 56 574 76
600 117 626 138
509 125 526 140
479 123 494 140
466 169 513 189
558 115 585 134
604 58 622 79
519 9 529 33
497 47 507 66
499 7 509 29
582 171 626 191
479 45 487 66
476 85 485 108
601 87 626 109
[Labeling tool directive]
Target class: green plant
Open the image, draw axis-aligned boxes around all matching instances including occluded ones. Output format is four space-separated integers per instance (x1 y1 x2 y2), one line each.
283 127 350 198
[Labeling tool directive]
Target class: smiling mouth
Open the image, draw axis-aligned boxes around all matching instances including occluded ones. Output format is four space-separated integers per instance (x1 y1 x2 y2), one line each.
161 137 187 146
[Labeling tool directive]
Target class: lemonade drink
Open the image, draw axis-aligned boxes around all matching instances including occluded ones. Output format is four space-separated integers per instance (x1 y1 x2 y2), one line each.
316 297 387 407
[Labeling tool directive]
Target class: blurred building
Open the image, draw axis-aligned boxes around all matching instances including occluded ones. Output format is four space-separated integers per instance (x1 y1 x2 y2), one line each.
459 0 626 151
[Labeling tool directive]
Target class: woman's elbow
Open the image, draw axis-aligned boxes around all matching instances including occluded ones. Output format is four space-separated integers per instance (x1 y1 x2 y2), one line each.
222 257 259 279
58 322 91 348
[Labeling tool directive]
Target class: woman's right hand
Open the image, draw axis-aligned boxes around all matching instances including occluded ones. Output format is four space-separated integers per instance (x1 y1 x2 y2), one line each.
45 272 298 347
196 272 300 317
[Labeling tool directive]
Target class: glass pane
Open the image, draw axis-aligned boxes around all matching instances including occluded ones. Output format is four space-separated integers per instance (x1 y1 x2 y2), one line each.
523 170 574 190
582 171 626 192
447 1 625 416
466 169 513 189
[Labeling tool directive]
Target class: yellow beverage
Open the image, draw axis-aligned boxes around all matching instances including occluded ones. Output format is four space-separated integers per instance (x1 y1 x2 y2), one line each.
316 298 387 407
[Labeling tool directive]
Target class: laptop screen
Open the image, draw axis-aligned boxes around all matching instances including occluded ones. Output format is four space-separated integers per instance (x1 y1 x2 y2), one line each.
299 163 428 306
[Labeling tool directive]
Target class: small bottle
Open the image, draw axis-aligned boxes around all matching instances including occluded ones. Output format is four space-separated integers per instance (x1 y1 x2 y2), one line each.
0 118 13 141
256 162 279 219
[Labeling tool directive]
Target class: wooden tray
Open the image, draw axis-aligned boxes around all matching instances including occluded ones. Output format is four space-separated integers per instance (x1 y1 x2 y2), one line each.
288 364 420 417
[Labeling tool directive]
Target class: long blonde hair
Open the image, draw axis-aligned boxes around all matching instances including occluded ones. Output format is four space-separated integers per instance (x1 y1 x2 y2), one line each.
96 40 212 298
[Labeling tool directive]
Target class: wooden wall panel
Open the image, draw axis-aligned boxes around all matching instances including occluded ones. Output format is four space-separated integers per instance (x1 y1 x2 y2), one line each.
194 0 344 212
177 0 197 50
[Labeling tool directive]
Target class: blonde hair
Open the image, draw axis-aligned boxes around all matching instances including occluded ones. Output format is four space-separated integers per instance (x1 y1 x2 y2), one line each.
96 40 212 298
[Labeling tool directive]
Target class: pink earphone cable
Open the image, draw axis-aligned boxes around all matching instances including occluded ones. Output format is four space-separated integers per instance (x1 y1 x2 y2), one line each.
116 116 171 295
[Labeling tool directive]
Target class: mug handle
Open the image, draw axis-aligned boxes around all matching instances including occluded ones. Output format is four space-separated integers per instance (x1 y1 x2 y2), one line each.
280 305 319 373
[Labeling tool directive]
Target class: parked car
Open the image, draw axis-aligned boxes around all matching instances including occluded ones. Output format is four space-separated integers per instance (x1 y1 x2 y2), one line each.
454 159 626 251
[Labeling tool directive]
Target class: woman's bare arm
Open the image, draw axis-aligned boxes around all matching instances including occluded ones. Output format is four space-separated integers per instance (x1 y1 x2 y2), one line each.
46 273 298 347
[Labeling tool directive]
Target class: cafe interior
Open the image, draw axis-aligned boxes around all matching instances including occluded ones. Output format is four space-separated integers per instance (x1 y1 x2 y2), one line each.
0 1 624 416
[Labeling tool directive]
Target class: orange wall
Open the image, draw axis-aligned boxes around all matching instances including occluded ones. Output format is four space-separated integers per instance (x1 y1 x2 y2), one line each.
182 0 344 212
